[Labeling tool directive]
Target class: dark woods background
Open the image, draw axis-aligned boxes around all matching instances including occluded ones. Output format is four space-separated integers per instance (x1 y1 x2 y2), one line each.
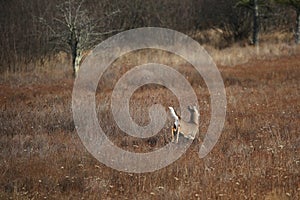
0 0 296 72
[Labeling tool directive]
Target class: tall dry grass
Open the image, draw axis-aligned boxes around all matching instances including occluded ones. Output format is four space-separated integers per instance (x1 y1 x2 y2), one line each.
0 44 299 199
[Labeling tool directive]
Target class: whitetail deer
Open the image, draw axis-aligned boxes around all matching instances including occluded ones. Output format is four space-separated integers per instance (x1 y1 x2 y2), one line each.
169 106 199 143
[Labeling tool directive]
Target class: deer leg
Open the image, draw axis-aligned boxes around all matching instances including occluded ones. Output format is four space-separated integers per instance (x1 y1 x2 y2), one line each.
171 123 177 143
171 127 175 142
176 125 180 143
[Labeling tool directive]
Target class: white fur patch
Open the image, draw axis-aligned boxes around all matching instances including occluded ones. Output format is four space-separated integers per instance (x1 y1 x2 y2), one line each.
169 106 179 129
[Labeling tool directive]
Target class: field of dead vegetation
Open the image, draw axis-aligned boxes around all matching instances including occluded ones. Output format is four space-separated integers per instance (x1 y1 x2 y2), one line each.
0 50 299 199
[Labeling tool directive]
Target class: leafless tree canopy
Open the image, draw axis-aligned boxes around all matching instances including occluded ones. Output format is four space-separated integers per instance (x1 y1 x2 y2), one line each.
39 0 121 76
0 0 297 72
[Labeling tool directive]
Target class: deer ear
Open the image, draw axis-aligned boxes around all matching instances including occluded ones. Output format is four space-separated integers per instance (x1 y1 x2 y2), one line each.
193 105 198 111
187 105 192 110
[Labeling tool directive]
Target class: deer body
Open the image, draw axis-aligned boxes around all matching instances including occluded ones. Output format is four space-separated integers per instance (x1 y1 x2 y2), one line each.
169 106 199 143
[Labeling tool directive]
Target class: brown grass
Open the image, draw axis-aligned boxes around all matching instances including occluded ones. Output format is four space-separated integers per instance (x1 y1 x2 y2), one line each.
206 43 300 67
0 48 299 199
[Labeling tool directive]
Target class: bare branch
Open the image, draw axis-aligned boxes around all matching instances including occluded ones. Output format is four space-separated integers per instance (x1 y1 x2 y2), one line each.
38 0 121 77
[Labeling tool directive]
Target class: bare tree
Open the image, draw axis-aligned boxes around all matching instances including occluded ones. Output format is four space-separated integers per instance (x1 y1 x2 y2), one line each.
220 0 252 44
40 0 120 77
275 0 300 44
236 0 271 46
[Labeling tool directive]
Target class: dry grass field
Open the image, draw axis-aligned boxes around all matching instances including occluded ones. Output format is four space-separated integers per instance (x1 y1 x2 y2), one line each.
0 46 299 199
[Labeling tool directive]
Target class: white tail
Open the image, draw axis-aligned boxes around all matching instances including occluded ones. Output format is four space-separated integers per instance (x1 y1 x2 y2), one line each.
168 106 199 143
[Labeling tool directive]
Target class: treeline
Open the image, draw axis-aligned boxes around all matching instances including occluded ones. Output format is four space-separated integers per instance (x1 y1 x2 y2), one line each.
0 0 297 72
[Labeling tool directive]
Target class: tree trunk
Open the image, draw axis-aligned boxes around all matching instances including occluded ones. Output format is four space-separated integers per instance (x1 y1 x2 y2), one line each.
252 0 259 46
72 50 77 77
296 9 300 44
74 52 82 78
71 39 79 77
71 43 82 78
70 27 79 77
